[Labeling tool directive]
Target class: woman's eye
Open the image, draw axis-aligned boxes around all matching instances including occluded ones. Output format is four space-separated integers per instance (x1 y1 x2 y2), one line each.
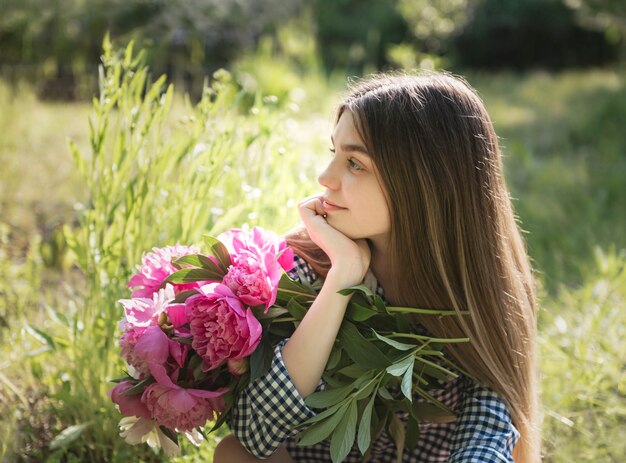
329 147 336 155
348 158 363 171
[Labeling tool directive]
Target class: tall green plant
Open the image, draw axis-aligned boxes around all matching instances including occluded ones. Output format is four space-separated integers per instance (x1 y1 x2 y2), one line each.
539 247 626 461
55 35 312 459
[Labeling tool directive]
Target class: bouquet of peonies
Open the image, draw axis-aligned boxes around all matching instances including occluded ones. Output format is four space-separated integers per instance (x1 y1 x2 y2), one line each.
109 226 468 462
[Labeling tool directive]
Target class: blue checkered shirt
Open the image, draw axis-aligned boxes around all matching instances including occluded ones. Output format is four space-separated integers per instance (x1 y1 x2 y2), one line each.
230 254 520 462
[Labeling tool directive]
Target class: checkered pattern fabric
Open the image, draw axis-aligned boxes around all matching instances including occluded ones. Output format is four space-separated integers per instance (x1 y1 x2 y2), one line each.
230 254 520 461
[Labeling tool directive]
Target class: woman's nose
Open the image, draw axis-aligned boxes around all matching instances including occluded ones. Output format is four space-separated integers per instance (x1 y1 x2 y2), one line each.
318 161 340 190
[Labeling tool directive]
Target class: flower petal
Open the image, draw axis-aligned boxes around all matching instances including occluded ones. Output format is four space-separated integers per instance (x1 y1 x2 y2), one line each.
166 303 188 327
134 326 170 365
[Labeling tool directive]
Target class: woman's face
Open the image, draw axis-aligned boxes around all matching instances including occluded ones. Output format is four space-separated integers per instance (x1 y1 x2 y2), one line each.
318 110 391 247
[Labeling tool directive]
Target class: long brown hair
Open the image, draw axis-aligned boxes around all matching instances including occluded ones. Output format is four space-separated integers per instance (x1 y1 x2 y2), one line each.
286 72 541 462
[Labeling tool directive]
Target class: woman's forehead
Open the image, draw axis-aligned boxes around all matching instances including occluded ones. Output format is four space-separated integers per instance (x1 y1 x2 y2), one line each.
332 112 367 149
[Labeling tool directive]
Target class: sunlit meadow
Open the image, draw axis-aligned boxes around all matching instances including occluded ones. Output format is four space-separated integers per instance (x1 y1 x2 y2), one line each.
0 40 624 462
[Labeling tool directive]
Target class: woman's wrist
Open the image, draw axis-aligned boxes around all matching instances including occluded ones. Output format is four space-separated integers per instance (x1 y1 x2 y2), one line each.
326 266 366 291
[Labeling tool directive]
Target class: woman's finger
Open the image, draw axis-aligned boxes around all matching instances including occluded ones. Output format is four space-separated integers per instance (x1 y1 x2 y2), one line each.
299 195 325 217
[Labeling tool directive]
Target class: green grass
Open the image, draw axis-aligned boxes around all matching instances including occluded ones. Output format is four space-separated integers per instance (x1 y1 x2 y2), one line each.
0 49 624 462
472 69 626 292
538 248 626 462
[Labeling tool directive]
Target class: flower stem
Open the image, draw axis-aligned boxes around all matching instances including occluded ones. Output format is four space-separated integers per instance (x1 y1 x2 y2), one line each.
271 317 298 323
414 355 459 378
277 288 317 299
389 332 470 343
386 306 469 316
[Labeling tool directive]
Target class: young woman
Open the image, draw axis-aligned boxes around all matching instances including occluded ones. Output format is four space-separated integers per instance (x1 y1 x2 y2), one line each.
214 72 541 462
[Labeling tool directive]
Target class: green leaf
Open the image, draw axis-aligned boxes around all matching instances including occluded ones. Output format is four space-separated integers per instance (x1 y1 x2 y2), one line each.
387 413 406 463
202 235 232 272
253 306 289 320
357 393 376 455
378 386 393 400
412 401 456 423
330 399 358 463
109 375 134 383
346 303 378 322
405 412 421 451
339 321 390 370
401 357 415 402
305 383 355 409
122 376 155 396
24 323 56 351
159 425 179 445
326 346 342 370
353 370 376 389
394 314 413 333
337 363 368 379
337 284 374 297
172 289 199 303
164 267 221 284
249 336 273 382
300 401 346 425
174 253 224 274
386 354 414 376
286 298 308 320
373 295 388 314
209 406 232 433
354 377 378 401
373 331 416 351
275 274 317 307
298 403 348 446
49 423 90 450
187 353 202 377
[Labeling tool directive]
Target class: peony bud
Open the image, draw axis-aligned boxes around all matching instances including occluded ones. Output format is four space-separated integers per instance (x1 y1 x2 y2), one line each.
227 358 249 376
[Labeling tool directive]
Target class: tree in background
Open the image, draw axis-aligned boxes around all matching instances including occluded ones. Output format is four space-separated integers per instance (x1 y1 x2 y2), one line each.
0 0 622 99
392 0 619 70
564 0 626 63
396 0 478 53
313 0 408 75
450 0 619 70
0 0 304 99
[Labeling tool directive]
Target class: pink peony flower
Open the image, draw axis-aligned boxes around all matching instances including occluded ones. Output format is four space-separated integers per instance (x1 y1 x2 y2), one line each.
128 244 206 298
219 227 294 311
120 324 190 375
134 325 170 364
119 325 151 376
119 284 176 330
142 364 226 432
186 283 262 371
218 227 295 272
109 381 152 419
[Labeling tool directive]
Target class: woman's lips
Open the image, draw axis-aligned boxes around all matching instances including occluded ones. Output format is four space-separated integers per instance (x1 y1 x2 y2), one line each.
322 199 347 212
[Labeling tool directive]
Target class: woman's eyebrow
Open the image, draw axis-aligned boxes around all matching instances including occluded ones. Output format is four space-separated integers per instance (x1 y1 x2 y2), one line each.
330 135 369 155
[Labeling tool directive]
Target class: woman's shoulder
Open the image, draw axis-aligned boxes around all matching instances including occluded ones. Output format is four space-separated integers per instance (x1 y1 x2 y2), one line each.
286 252 320 286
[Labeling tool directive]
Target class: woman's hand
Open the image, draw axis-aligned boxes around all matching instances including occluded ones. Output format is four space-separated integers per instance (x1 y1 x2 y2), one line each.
298 193 371 288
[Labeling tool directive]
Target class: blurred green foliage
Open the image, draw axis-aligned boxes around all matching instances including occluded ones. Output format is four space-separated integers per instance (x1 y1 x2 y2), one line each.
0 0 622 100
0 0 304 99
567 0 626 52
313 0 408 75
472 70 626 290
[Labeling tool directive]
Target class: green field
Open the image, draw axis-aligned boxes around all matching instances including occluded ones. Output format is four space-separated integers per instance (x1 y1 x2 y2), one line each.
0 47 624 462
